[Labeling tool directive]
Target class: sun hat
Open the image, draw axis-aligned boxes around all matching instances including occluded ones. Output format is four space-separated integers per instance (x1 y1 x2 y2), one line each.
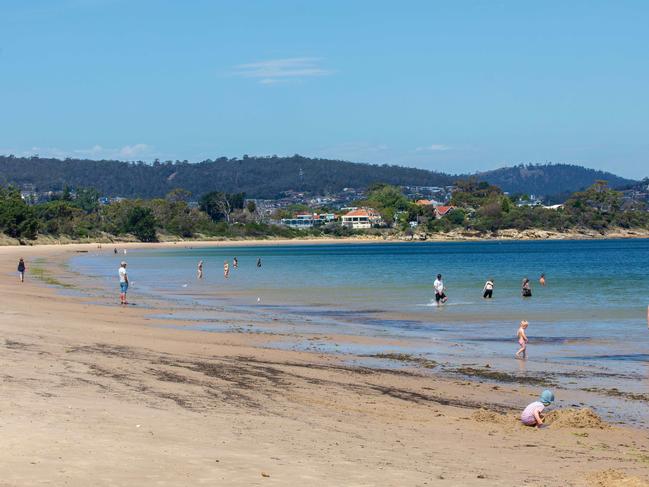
540 390 554 405
120 261 127 266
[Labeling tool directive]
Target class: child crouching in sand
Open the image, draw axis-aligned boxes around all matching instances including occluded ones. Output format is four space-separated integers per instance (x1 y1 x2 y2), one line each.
521 390 554 428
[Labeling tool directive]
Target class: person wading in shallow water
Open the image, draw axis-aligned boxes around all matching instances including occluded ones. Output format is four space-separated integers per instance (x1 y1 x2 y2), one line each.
118 261 129 305
522 277 532 297
433 274 448 305
515 320 529 359
483 278 494 299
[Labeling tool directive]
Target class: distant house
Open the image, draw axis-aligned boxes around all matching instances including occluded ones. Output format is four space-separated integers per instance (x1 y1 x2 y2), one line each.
516 194 544 207
281 213 337 229
415 199 444 207
434 205 456 219
341 208 383 229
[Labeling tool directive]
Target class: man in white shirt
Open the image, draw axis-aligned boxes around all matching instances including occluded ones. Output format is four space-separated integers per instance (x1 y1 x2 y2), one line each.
119 261 129 305
433 274 447 305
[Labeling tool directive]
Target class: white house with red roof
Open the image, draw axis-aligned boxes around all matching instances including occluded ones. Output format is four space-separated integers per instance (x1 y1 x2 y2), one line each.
341 208 383 229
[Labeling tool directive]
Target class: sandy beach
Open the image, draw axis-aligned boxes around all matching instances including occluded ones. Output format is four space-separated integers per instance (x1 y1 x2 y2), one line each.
1 242 648 486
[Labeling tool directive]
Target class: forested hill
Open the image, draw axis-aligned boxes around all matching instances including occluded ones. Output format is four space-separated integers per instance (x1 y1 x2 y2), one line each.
477 164 635 198
0 155 456 198
0 155 636 199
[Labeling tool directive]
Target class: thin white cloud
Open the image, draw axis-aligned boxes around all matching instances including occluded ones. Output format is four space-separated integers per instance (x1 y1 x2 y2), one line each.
259 78 292 85
118 143 150 158
73 145 105 156
232 57 332 84
415 144 451 152
73 143 151 159
3 144 153 161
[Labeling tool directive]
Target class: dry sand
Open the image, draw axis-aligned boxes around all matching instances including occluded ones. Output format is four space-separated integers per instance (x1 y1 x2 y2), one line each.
1 242 648 486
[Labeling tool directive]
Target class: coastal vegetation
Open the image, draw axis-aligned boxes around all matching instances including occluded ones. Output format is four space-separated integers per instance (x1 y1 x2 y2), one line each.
0 179 646 244
439 179 649 234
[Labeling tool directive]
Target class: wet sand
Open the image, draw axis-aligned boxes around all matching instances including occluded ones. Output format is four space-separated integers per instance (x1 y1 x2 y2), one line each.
1 242 648 486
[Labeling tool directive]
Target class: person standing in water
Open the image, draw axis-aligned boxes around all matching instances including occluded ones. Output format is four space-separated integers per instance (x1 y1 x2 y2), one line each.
522 277 532 297
223 260 230 279
539 273 546 286
256 257 262 268
433 274 448 305
118 261 129 305
482 278 494 299
233 257 238 269
515 320 529 359
17 258 26 283
197 260 203 279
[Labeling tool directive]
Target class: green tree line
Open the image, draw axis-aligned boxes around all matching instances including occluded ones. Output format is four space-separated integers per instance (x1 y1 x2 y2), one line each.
0 187 303 242
0 180 646 243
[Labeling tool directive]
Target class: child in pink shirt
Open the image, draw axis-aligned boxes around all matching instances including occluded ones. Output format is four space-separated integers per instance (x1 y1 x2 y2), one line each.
521 390 554 427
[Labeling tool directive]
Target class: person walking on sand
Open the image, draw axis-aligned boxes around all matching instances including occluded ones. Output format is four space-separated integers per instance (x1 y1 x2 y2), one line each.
522 277 532 297
223 260 230 279
483 278 494 299
17 258 26 283
118 261 129 305
433 274 448 305
515 320 529 359
197 260 203 279
539 273 546 286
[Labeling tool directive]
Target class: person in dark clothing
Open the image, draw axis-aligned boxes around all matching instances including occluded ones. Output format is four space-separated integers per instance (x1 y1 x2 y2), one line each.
17 258 26 283
522 277 532 297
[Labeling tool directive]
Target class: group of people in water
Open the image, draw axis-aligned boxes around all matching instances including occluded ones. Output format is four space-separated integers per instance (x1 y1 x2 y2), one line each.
433 272 546 304
197 256 262 280
115 255 263 305
432 272 547 361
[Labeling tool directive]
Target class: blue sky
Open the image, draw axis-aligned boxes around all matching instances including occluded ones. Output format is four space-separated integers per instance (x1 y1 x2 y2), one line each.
1 0 647 178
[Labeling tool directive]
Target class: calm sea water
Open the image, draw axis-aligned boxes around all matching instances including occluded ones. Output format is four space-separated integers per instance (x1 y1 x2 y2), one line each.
70 240 649 423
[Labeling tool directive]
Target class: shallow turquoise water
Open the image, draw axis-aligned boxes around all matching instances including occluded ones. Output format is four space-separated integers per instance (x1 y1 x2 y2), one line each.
70 239 649 424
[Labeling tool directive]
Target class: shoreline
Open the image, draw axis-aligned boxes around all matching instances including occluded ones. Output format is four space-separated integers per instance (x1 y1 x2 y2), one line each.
2 225 649 249
1 245 649 485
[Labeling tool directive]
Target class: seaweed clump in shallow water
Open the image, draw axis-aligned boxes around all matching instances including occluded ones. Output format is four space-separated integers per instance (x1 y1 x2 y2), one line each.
456 366 554 386
365 353 438 369
582 387 649 402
